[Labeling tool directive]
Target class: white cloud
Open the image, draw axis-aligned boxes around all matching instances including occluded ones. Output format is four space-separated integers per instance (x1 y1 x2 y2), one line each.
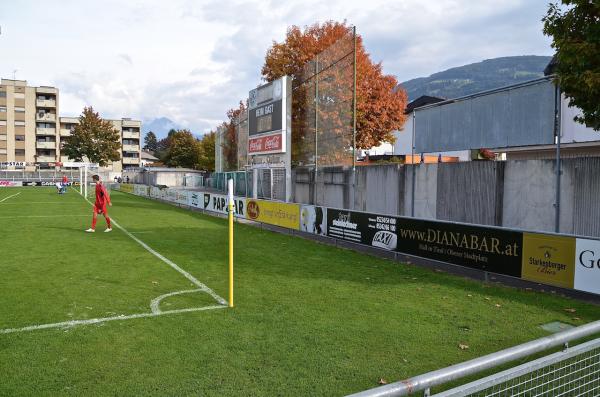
0 0 553 133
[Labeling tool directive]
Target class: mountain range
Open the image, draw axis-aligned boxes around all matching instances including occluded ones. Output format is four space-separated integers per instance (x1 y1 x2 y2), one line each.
141 56 554 140
399 55 552 101
141 117 182 140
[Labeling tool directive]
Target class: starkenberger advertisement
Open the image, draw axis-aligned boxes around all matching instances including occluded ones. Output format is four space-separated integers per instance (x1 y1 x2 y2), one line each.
246 199 299 230
521 233 575 289
326 209 523 277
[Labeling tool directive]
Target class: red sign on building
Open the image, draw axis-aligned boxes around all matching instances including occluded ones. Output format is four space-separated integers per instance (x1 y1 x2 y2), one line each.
248 132 284 155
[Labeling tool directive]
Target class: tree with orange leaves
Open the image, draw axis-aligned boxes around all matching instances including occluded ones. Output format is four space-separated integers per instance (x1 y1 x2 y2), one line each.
262 21 408 165
221 101 246 171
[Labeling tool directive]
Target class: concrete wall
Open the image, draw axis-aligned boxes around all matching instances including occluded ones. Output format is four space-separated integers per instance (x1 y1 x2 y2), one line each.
291 157 600 238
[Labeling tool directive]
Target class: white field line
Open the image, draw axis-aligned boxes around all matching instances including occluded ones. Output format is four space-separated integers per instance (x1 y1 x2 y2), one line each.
0 305 226 335
76 188 227 306
0 214 88 219
0 189 228 335
0 192 21 202
0 201 84 205
150 289 202 314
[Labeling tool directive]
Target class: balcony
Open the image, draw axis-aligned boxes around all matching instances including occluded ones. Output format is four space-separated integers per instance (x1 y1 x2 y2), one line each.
121 119 140 128
36 99 57 108
122 144 139 152
122 157 140 165
36 87 58 95
36 155 56 163
60 128 72 137
122 130 140 139
36 113 56 122
37 141 56 149
36 127 56 135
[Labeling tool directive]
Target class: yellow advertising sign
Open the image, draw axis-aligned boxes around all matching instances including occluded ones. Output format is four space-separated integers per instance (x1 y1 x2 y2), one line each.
120 183 134 193
246 199 300 230
522 233 575 289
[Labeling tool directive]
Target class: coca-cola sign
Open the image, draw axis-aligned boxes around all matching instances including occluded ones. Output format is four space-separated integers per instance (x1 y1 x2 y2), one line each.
248 133 284 155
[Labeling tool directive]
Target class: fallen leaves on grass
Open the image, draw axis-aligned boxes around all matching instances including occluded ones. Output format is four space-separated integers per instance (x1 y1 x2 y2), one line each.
572 317 581 321
564 308 577 313
495 304 502 308
378 378 388 385
458 343 469 350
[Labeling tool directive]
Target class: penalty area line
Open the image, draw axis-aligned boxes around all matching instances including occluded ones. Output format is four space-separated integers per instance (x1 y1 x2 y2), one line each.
0 305 226 335
75 188 227 306
0 192 21 202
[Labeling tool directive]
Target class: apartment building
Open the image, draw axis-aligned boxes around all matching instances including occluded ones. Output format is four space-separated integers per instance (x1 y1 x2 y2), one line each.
0 78 141 172
59 117 142 173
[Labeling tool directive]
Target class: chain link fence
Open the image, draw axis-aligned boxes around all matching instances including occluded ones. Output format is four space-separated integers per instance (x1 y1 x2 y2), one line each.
293 27 356 168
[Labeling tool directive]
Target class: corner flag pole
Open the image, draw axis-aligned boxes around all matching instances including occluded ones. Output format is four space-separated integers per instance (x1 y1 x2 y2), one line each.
227 178 234 308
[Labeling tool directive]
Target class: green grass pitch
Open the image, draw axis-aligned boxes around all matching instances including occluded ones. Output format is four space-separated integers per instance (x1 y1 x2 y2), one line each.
0 187 598 396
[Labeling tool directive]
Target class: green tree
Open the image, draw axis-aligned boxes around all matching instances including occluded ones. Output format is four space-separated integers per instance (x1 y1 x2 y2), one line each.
197 131 216 171
62 107 121 166
143 131 158 153
163 129 201 168
543 1 600 130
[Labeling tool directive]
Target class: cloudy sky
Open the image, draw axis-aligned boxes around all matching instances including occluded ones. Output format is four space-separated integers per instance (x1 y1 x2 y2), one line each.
0 0 554 135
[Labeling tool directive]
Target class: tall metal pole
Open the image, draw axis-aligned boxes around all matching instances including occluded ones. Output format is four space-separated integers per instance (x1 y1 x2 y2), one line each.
411 110 416 217
314 55 319 205
351 26 358 210
554 85 562 233
352 26 357 171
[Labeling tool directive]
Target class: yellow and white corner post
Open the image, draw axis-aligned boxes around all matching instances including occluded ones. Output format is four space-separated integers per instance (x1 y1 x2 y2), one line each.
228 178 234 308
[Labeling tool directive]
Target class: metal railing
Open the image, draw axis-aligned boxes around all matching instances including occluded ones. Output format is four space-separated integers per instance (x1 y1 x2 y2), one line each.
348 320 600 397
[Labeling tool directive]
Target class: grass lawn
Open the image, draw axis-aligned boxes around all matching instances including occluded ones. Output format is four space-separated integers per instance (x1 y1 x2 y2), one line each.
0 187 598 396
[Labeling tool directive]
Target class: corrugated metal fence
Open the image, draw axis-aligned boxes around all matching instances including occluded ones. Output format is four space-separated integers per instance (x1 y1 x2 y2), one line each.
291 157 600 238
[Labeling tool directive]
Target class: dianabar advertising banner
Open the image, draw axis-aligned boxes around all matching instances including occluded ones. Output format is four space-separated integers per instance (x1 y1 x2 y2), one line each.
574 238 600 295
326 209 523 277
300 205 327 236
521 233 575 289
246 199 300 229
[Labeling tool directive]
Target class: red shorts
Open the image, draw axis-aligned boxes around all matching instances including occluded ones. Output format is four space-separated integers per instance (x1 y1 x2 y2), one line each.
94 204 108 215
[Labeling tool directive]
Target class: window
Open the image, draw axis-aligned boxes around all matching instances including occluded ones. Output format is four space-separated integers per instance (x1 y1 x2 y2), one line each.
15 107 25 113
0 91 6 98
0 106 6 112
0 121 7 126
36 122 54 128
14 93 25 99
0 148 6 155
15 149 25 156
15 121 25 126
15 135 25 141
0 135 6 141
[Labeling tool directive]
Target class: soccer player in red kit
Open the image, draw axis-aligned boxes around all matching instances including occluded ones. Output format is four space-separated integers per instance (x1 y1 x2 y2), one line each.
85 175 112 233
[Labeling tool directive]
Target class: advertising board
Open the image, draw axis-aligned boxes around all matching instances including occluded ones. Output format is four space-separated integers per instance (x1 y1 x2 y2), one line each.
246 199 299 229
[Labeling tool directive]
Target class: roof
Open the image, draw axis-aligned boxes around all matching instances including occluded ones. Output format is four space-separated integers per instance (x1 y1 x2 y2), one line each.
141 151 158 160
544 54 558 76
405 95 445 114
142 167 203 173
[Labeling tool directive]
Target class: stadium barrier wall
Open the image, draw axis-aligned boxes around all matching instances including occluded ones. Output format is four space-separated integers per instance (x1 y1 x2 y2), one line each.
115 183 600 297
0 181 80 187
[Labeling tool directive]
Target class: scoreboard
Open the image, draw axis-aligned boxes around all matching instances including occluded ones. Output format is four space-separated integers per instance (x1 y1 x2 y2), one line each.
248 76 288 155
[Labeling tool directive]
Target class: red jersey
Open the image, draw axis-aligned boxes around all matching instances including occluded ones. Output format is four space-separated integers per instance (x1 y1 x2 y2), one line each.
62 176 68 184
95 182 111 207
